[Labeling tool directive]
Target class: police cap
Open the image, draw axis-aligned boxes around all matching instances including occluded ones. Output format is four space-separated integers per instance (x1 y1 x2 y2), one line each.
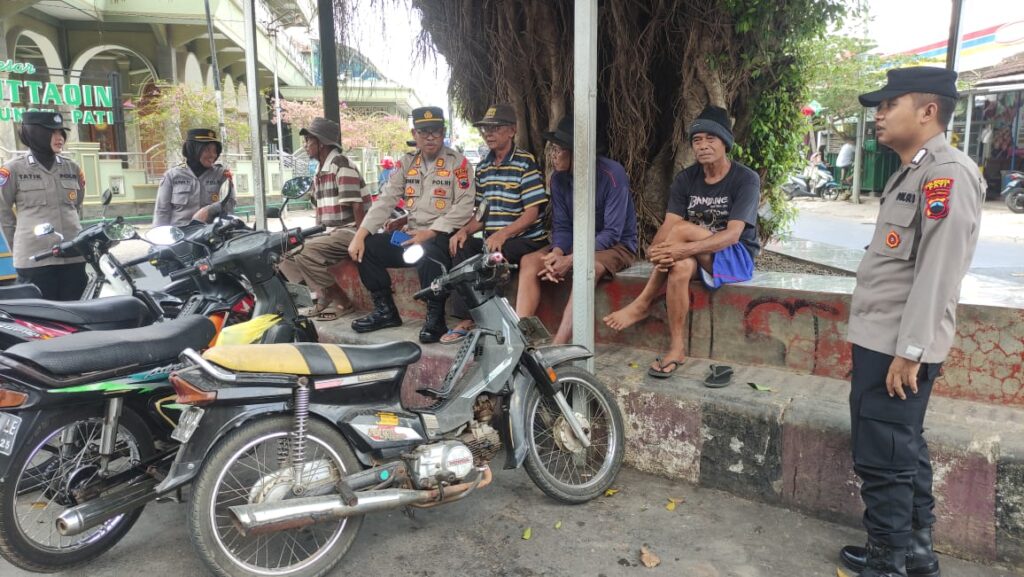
22 111 66 129
859 66 959 107
412 106 445 130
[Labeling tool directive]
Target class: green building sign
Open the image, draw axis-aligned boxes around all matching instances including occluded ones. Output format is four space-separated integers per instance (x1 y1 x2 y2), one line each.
0 59 115 125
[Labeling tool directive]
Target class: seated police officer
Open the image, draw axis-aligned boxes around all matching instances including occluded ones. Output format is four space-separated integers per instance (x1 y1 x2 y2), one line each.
348 107 475 343
153 128 235 226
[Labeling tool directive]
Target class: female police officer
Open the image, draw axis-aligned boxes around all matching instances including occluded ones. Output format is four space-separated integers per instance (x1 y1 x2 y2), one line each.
153 128 235 226
0 111 88 301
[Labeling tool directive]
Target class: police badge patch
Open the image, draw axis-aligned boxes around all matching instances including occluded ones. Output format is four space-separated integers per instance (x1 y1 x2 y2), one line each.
67 189 77 202
0 167 9 187
923 177 952 220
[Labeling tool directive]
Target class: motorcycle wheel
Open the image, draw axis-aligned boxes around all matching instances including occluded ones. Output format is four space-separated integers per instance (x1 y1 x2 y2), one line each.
822 187 842 201
1006 189 1024 214
188 416 362 577
0 408 153 572
523 367 625 504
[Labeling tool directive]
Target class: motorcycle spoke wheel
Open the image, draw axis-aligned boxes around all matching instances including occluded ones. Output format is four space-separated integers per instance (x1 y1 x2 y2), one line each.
11 419 140 552
524 368 624 503
189 417 361 577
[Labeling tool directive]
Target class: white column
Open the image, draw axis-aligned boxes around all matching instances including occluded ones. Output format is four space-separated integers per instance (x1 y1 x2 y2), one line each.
571 0 598 370
243 0 267 230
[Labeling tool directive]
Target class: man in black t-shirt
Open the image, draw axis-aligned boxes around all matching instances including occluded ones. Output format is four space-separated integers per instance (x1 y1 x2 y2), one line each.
603 105 760 378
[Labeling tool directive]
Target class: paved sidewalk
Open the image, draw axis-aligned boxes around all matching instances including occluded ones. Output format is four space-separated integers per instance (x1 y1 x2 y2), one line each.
1 465 1016 577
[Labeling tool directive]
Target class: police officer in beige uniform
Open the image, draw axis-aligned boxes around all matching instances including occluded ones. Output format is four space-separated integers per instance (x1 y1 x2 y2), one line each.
0 111 87 300
839 67 984 577
348 106 475 343
153 128 235 226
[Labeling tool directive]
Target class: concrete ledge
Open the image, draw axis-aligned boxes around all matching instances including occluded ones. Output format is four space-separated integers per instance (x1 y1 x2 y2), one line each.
315 317 1024 570
325 262 1024 408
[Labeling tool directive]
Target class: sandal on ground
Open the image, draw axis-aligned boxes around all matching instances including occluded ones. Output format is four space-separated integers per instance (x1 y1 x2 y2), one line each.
440 328 470 344
316 304 350 321
703 364 734 388
648 356 686 379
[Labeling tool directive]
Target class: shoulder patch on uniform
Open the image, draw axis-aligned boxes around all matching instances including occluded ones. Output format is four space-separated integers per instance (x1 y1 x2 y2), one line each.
923 177 953 220
0 167 9 187
454 164 469 189
911 148 927 165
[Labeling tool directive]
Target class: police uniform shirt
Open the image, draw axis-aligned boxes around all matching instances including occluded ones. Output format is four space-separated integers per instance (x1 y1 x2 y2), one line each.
848 133 984 364
0 154 86 268
153 163 235 227
361 145 475 235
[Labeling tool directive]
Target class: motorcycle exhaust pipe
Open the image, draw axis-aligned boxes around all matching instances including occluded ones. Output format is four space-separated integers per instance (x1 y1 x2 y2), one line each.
56 477 159 536
230 466 493 537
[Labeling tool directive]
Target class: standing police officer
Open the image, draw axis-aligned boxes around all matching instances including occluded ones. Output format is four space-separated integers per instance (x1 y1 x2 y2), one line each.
839 67 984 577
348 106 475 343
0 111 87 300
153 128 235 226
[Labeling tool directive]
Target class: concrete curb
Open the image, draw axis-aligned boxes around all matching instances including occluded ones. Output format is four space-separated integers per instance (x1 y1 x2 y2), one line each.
317 317 1024 570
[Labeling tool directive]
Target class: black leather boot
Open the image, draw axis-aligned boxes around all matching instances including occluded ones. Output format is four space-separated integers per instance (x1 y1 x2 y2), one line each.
418 298 448 344
351 290 402 333
842 539 907 577
840 528 940 577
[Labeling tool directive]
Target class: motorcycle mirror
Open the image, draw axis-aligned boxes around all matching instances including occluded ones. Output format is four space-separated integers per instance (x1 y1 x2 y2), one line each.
145 225 185 246
101 188 113 206
280 176 312 200
104 222 138 241
474 200 490 223
402 243 425 264
33 223 55 237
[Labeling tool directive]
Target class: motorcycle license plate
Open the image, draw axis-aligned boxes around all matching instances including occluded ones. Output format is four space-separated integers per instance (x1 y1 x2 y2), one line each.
171 406 205 443
0 412 23 456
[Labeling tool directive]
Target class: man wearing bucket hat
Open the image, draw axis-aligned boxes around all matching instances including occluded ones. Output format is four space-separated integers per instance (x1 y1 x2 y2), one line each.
442 103 549 344
514 114 637 345
602 104 760 379
277 117 370 320
153 128 235 226
0 111 89 300
837 67 983 577
348 106 475 343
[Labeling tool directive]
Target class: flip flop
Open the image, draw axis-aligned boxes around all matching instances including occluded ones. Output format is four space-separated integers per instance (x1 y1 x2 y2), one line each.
440 328 470 344
316 304 351 322
648 356 685 379
704 364 733 388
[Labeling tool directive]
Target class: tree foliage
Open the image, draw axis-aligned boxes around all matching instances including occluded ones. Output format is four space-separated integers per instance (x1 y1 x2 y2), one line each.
398 0 854 248
277 96 412 157
136 83 250 159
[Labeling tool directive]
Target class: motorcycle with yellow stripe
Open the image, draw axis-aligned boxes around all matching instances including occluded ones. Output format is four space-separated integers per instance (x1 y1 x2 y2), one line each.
166 247 625 577
0 181 322 573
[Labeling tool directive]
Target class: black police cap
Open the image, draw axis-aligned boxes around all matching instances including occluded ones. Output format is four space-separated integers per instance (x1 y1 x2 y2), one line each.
22 111 66 129
859 66 959 107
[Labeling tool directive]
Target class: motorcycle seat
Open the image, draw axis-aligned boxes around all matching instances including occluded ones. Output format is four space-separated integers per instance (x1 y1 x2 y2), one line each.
3 315 216 377
0 284 42 300
0 296 154 331
202 341 422 377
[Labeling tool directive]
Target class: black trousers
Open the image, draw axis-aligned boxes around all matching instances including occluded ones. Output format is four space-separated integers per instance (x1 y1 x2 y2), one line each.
449 235 546 319
16 263 87 301
357 232 452 294
850 345 941 548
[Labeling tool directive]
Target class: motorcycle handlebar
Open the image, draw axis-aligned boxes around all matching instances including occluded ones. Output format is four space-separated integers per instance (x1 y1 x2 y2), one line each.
121 251 156 268
299 224 326 238
30 249 54 262
168 266 195 282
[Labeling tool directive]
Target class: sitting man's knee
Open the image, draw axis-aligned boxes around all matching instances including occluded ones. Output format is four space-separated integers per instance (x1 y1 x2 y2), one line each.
669 257 697 279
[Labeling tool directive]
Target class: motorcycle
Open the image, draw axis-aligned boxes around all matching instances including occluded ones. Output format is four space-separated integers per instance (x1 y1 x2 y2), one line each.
165 246 625 577
1002 171 1024 214
783 163 842 200
0 180 324 572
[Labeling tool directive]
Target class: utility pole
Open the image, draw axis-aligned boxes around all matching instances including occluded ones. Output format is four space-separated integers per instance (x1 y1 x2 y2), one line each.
572 0 598 371
317 0 340 123
203 0 227 144
946 0 966 72
243 0 266 229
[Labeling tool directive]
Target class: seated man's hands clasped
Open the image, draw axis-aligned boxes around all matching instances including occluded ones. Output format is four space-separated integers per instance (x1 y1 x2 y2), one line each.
539 248 572 283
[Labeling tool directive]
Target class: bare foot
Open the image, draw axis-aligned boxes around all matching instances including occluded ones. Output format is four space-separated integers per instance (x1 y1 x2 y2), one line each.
603 300 651 331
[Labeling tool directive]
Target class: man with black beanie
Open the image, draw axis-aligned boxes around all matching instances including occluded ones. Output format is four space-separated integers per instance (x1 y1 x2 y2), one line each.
0 112 88 300
153 128 235 226
603 104 760 378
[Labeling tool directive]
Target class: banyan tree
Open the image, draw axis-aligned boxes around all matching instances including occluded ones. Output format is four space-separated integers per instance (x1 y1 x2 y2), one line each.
396 0 850 246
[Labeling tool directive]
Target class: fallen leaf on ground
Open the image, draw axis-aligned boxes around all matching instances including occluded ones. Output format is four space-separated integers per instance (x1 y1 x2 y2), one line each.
629 361 640 369
554 520 562 529
837 568 853 577
522 527 532 540
640 545 661 568
604 488 620 497
666 497 685 511
748 382 773 392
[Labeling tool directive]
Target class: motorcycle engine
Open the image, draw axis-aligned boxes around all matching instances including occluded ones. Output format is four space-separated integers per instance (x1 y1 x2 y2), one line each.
407 441 475 489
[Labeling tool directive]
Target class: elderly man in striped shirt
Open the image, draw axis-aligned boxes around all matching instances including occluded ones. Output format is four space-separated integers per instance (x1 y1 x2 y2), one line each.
278 117 369 320
444 103 549 344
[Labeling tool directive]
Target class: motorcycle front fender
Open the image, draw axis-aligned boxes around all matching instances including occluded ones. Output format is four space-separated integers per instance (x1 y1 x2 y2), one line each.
503 345 595 470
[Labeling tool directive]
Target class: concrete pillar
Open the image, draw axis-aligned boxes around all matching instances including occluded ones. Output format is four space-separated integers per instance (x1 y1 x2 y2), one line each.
0 20 16 160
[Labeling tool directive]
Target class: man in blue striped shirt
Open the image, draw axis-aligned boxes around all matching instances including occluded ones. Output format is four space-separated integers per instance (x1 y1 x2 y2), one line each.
445 103 549 343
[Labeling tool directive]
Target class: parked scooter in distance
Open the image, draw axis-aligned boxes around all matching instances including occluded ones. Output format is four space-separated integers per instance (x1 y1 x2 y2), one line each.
1002 171 1024 214
783 163 842 201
